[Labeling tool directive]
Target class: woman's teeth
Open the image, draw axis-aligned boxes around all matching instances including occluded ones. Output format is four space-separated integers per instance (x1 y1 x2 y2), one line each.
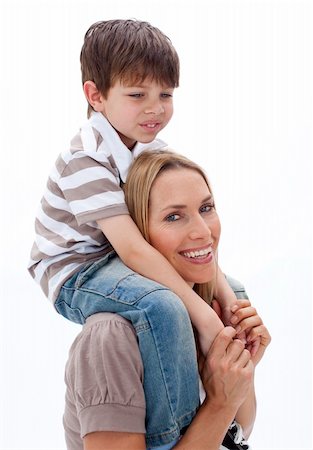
182 248 211 258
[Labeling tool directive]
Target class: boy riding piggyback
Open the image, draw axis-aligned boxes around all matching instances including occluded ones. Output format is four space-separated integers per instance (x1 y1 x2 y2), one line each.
28 19 248 449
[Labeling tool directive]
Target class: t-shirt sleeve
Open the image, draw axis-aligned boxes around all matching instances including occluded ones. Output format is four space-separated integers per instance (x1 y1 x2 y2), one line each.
59 151 129 225
64 313 146 439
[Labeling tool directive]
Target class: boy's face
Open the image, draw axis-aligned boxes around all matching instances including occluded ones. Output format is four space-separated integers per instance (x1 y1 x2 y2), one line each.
99 79 174 149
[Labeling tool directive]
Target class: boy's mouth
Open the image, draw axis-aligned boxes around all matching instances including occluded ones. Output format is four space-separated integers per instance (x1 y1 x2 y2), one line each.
140 122 161 132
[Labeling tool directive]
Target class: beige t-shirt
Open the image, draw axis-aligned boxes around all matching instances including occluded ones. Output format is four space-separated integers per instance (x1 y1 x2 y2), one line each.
63 313 146 450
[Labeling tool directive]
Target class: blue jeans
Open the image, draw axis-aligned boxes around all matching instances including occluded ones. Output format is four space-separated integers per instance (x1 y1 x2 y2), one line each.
55 251 199 448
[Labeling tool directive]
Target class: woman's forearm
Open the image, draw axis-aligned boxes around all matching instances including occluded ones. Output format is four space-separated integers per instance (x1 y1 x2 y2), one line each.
174 400 237 450
234 380 257 439
175 326 255 450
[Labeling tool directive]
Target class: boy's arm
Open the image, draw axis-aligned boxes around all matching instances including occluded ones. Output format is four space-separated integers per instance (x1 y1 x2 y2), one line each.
214 267 239 325
214 273 252 346
97 214 223 354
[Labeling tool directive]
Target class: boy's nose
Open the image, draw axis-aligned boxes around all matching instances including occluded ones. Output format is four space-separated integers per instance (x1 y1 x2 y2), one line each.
144 100 165 115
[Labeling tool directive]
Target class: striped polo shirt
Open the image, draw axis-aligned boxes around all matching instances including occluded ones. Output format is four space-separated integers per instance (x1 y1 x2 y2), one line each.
28 112 166 304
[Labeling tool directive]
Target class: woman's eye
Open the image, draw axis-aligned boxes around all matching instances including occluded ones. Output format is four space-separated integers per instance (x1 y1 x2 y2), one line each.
200 204 215 213
165 213 180 222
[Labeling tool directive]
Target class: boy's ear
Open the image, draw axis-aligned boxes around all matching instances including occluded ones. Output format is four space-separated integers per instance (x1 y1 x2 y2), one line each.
83 81 104 112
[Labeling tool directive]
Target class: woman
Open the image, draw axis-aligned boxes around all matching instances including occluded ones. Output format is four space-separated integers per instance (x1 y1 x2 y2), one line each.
63 150 270 450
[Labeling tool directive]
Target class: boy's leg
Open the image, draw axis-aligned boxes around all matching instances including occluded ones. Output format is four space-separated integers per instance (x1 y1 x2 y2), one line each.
55 253 199 448
54 250 118 324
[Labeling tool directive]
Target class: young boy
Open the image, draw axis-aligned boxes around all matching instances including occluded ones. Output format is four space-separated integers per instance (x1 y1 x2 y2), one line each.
28 20 250 449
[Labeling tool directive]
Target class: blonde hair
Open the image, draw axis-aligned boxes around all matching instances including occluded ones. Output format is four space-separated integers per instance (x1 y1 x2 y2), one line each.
124 149 217 305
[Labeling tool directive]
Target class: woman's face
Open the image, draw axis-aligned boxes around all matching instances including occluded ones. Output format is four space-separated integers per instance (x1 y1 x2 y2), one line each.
148 168 221 286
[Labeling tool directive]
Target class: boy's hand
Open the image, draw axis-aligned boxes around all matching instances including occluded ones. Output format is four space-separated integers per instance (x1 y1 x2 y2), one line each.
213 267 247 342
212 299 247 344
229 299 271 366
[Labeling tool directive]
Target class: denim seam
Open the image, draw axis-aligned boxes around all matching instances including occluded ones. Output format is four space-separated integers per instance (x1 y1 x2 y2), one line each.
73 269 166 295
55 298 87 321
68 285 171 330
146 407 197 441
57 285 166 331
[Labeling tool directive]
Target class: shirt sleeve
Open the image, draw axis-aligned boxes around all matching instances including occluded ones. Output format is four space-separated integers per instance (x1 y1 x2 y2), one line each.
59 150 129 225
64 313 146 438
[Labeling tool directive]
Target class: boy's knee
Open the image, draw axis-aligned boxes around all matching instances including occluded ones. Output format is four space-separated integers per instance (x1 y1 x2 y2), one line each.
143 289 191 328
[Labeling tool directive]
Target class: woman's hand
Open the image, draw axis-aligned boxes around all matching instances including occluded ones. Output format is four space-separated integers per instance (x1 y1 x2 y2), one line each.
199 327 254 411
229 299 271 366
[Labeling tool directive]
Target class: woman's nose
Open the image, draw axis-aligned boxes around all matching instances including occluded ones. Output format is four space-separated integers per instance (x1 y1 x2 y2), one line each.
188 216 211 240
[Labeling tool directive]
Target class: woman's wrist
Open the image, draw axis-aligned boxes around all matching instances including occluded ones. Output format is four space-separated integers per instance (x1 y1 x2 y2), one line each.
174 399 236 449
234 380 256 439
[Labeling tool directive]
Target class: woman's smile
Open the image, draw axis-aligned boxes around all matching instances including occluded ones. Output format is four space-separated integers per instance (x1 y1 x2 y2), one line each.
179 246 214 267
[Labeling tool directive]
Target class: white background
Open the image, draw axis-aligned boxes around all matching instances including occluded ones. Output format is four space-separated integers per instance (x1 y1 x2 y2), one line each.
0 1 312 449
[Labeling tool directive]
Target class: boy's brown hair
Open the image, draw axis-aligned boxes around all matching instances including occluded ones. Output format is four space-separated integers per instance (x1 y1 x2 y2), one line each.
80 19 180 117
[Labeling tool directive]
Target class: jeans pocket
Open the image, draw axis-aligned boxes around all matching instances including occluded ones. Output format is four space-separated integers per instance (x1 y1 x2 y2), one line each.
74 250 117 289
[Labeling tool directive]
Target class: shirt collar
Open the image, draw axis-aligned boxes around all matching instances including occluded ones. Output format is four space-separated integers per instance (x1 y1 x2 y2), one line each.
89 112 167 182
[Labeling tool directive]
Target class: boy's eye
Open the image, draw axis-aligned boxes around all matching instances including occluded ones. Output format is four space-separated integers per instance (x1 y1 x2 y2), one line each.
165 213 180 222
129 93 144 98
200 203 215 213
160 93 173 98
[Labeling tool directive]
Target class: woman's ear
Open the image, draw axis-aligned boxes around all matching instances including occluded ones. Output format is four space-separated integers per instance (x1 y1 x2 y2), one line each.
83 81 104 112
